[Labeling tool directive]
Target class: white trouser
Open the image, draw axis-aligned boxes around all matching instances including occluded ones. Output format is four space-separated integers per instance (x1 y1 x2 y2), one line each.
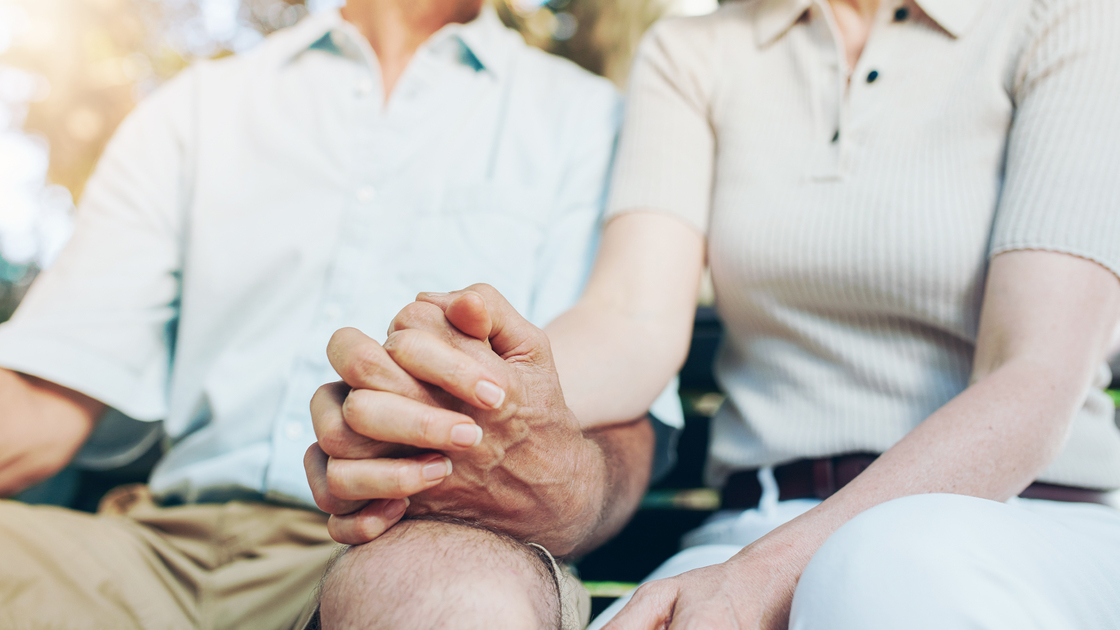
589 473 1120 629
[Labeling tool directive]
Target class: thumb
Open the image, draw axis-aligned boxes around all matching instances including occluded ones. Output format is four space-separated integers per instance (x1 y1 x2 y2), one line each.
443 291 492 341
602 581 678 630
418 284 549 363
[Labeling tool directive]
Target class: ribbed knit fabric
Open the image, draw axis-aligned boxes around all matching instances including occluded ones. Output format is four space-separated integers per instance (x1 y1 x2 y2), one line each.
607 0 1120 489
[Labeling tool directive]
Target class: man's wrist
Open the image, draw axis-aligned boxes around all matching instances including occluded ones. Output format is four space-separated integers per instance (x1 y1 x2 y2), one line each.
515 432 608 556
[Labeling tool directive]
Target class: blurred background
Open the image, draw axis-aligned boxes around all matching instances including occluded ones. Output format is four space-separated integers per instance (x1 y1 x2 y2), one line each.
0 0 717 323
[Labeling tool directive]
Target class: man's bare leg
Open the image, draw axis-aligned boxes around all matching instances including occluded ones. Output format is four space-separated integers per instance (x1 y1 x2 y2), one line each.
319 518 561 630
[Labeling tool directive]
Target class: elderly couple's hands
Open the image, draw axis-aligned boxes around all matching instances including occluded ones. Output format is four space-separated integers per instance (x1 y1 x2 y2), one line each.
304 284 607 555
303 282 813 627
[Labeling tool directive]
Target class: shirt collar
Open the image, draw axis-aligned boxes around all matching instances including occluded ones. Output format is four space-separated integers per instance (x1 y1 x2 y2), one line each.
753 0 812 47
752 0 984 46
913 0 982 37
277 7 511 77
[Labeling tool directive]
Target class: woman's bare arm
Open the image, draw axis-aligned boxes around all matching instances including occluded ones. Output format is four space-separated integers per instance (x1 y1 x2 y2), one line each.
607 249 1120 628
760 249 1120 568
546 211 707 428
803 250 1120 531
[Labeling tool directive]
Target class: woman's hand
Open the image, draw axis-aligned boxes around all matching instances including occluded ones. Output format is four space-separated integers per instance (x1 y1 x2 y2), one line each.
605 533 809 630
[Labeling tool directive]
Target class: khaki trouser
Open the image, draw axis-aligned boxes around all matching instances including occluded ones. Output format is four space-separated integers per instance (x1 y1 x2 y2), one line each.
1 484 589 630
0 485 338 630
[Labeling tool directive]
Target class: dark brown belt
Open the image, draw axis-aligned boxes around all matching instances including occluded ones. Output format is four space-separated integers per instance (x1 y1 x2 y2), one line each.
721 453 1110 509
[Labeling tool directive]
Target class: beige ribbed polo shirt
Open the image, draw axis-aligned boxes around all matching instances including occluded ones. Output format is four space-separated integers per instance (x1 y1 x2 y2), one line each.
608 0 1120 489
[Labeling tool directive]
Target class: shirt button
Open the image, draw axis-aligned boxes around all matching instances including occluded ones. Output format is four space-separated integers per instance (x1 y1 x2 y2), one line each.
894 6 909 21
284 423 304 441
355 78 374 96
866 70 880 83
323 303 341 322
356 186 376 202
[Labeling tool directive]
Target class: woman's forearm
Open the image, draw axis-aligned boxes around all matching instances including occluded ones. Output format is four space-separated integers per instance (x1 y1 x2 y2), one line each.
741 250 1120 577
736 356 1100 588
546 299 692 429
545 211 706 429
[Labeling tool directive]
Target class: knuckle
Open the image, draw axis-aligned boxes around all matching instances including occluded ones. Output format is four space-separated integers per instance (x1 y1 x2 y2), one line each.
394 462 419 496
351 346 392 388
356 510 389 540
339 390 363 426
445 356 474 384
382 329 416 358
468 283 496 298
318 432 348 458
398 301 444 328
325 459 356 499
327 516 357 545
303 443 323 469
415 407 441 445
311 488 337 514
632 582 662 600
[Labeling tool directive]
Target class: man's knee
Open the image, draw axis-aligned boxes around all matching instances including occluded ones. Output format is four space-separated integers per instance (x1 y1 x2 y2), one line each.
790 494 1051 630
319 518 561 630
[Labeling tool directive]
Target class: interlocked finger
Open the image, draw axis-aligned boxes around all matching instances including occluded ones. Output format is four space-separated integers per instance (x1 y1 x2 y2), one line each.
326 327 435 404
304 442 369 515
325 451 454 501
341 389 483 451
311 381 384 459
382 328 508 411
327 498 409 546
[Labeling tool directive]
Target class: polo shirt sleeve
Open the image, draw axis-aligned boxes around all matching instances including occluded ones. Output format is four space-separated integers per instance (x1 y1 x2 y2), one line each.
0 70 195 422
989 0 1120 278
605 18 716 235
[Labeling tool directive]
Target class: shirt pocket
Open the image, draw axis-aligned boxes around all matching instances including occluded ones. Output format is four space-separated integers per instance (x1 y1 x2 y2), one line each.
396 182 551 315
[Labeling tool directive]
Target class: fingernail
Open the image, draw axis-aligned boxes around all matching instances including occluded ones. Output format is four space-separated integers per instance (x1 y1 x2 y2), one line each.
385 498 407 519
422 457 453 481
424 292 449 297
450 424 484 447
475 380 506 409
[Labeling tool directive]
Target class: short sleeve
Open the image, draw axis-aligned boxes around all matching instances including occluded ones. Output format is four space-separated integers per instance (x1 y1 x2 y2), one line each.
0 71 194 421
606 18 716 235
526 79 620 329
989 0 1120 277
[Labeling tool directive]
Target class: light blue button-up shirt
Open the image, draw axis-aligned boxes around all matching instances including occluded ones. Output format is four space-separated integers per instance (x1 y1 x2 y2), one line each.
0 9 682 508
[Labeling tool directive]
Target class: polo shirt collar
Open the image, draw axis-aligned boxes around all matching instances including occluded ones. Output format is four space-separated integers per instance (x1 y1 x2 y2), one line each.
278 7 510 77
753 0 812 47
913 0 983 38
753 0 985 46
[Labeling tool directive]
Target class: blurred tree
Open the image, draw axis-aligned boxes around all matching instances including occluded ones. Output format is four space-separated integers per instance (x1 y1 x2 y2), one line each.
498 0 671 87
2 0 191 201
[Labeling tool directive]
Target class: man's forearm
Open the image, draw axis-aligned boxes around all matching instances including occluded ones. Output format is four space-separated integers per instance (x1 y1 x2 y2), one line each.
0 370 104 495
567 416 655 558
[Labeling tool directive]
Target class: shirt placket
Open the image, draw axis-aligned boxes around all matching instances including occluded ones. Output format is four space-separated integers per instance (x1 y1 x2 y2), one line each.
806 4 845 181
810 0 907 182
263 46 385 503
